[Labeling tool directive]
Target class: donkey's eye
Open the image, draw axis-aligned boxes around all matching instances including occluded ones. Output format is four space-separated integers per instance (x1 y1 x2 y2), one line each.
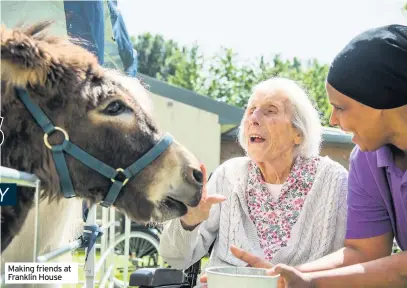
103 101 126 115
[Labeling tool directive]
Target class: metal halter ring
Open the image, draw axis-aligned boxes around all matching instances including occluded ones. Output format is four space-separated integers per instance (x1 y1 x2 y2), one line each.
43 127 70 149
111 168 129 186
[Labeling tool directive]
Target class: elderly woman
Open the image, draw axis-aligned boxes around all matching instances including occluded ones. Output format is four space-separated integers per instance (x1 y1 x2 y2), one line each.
158 77 348 276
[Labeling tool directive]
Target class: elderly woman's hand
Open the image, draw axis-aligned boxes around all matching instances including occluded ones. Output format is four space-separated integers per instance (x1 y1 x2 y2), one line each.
180 164 226 230
230 245 285 288
230 245 313 288
230 245 273 268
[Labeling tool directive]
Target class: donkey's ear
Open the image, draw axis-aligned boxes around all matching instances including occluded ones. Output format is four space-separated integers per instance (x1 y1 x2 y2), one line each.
0 21 54 87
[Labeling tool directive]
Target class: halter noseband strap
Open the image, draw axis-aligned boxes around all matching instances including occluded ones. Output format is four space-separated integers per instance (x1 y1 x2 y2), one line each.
15 87 173 208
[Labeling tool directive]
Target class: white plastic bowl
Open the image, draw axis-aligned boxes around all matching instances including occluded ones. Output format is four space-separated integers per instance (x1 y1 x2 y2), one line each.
205 266 280 288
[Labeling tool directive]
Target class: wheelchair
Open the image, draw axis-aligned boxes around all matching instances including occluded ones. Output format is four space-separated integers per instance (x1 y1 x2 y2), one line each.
127 219 215 288
128 260 203 288
128 244 212 288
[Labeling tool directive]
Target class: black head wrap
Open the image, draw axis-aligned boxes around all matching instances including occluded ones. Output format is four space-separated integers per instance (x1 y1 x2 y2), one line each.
327 24 407 109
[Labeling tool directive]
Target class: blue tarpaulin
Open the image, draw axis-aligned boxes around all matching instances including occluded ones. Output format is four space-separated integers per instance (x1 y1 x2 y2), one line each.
64 0 106 64
106 0 138 77
63 0 137 75
1 0 138 76
1 0 138 75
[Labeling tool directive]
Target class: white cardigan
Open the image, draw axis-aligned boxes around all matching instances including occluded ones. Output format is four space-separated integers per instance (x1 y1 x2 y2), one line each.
159 156 348 272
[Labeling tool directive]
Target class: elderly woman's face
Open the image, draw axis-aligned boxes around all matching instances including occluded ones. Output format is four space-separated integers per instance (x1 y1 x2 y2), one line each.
244 90 301 163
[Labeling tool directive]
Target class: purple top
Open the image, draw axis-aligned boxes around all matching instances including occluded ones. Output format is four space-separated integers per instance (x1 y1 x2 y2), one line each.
346 145 407 250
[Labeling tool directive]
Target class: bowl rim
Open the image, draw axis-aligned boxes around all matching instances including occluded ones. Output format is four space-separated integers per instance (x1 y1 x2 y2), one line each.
205 266 280 279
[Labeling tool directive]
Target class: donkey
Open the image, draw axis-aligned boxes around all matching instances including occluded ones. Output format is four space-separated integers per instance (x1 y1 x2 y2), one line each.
0 21 203 268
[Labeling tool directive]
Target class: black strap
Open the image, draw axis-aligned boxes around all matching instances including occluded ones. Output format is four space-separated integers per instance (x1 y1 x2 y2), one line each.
82 224 103 265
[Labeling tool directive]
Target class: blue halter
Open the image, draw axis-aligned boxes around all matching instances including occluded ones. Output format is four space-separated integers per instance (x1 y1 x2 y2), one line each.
15 87 173 207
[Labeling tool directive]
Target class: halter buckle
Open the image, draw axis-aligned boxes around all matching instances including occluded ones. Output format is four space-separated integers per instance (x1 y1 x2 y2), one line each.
111 168 129 186
43 126 69 149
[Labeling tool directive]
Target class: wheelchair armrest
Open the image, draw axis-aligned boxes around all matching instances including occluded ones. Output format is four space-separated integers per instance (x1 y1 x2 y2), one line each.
129 268 187 287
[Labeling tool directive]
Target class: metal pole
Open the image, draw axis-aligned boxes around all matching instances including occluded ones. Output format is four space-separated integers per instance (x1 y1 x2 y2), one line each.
33 179 41 262
85 204 97 288
109 208 116 285
98 264 113 288
124 215 131 288
95 245 115 273
36 239 83 263
0 166 40 188
101 206 108 275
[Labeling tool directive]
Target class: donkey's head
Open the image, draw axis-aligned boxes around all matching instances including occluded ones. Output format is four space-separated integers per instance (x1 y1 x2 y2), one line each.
1 21 203 223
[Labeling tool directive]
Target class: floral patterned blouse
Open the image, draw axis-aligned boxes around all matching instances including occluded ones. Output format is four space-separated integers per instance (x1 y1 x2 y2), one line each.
245 155 320 261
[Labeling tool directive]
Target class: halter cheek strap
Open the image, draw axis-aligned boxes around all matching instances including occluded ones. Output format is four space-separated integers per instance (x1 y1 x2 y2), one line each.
15 87 173 207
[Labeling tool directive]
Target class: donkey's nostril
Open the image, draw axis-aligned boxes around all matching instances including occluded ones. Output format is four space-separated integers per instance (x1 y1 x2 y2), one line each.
192 169 203 184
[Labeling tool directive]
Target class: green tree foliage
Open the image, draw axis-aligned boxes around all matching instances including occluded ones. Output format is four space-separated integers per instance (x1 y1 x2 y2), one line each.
132 33 332 126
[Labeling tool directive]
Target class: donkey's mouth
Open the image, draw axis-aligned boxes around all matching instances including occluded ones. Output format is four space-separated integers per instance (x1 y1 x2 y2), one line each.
164 196 188 214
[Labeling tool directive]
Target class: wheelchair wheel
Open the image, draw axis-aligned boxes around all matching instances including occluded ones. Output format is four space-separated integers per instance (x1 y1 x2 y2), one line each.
112 231 169 287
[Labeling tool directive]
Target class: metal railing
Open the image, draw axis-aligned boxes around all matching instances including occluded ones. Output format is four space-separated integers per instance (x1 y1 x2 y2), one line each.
0 166 132 287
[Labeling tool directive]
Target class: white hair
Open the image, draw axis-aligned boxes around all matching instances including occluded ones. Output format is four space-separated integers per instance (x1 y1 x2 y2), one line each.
238 77 323 158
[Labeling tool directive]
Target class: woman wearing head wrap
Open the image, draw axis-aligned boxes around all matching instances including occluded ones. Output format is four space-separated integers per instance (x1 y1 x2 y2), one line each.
213 24 407 287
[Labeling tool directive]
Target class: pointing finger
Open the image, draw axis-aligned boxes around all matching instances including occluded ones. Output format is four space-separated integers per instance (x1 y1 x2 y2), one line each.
230 245 273 269
205 195 227 205
200 164 208 199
